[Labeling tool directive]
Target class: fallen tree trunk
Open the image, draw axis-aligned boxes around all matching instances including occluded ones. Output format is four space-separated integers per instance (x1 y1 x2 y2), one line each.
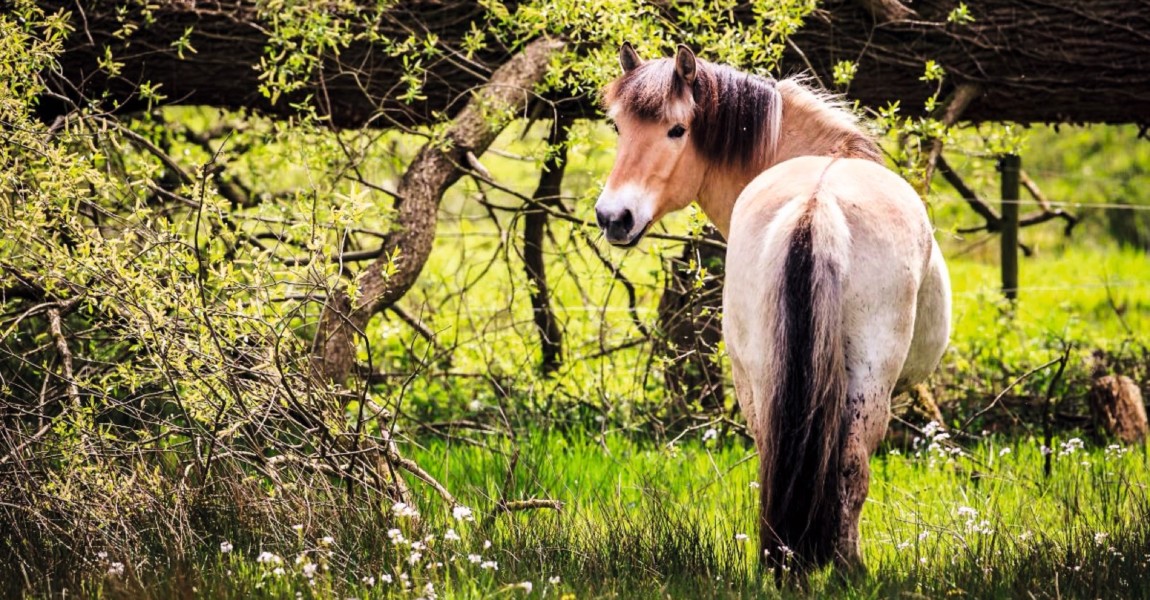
40 1 1150 127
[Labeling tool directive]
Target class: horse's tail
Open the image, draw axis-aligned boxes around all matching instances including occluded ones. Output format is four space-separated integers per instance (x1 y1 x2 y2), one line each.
758 189 850 576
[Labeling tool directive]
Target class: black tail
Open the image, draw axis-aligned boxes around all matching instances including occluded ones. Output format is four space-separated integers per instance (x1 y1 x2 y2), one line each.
758 195 848 578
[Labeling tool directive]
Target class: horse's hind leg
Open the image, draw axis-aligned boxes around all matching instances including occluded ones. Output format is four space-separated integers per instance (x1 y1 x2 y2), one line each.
835 388 892 574
835 293 917 573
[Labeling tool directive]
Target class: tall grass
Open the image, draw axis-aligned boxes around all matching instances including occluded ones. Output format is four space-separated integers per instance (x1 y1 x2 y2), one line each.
71 430 1149 599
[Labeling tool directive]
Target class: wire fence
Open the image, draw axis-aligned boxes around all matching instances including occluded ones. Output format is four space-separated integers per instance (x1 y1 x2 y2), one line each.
933 197 1150 211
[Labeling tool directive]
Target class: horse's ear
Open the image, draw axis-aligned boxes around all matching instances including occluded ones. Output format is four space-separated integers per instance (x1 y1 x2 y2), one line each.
619 42 643 73
674 44 697 86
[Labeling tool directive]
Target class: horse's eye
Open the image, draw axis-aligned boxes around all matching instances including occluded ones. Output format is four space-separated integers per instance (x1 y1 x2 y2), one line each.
668 124 686 139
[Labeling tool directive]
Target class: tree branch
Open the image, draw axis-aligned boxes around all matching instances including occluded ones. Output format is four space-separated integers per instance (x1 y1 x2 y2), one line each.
310 37 566 384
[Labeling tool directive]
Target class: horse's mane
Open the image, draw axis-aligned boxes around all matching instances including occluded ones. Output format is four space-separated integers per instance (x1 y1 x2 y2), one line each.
775 76 882 163
604 57 880 167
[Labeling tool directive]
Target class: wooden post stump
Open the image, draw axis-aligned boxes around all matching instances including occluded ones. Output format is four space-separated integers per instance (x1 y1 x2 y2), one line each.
1089 374 1148 443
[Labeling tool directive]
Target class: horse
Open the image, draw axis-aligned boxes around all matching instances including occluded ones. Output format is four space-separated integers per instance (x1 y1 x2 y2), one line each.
595 43 952 578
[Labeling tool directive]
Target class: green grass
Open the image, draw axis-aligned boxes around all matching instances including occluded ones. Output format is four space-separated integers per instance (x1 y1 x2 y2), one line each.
87 431 1150 599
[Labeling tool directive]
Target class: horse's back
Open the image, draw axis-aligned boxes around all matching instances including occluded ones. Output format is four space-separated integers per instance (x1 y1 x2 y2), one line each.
729 156 932 271
724 155 946 434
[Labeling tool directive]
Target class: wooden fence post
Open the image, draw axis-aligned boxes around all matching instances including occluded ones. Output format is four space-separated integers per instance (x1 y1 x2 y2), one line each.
999 154 1021 300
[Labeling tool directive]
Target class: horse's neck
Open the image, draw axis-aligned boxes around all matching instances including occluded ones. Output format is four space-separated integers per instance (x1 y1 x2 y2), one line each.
772 80 877 165
696 80 876 238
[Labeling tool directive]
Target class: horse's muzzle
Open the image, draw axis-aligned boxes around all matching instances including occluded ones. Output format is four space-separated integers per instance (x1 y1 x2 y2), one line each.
596 207 646 246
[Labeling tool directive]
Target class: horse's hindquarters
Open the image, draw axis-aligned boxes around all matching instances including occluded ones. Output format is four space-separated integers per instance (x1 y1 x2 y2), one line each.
897 239 952 395
724 156 948 571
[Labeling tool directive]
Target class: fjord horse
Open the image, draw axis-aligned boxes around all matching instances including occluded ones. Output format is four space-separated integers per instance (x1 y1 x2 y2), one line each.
596 43 951 577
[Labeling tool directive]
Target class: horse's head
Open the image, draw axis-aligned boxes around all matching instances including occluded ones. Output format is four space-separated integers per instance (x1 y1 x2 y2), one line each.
596 43 707 247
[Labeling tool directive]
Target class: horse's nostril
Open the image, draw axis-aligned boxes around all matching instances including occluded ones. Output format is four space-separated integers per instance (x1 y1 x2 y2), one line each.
595 209 609 230
618 209 634 231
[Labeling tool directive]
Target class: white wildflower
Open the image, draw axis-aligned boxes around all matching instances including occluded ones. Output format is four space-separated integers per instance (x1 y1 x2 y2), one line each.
1059 438 1085 457
702 428 718 442
548 576 561 584
999 447 1012 457
319 536 335 547
392 502 420 518
381 574 393 584
468 554 482 564
444 528 461 542
291 524 303 532
219 541 233 554
483 539 492 549
97 551 108 560
302 563 318 578
957 506 977 518
1095 532 1109 545
423 582 437 599
734 533 749 542
107 562 125 577
272 567 286 576
408 552 423 565
516 581 533 593
453 505 475 522
257 551 282 565
387 528 406 544
480 560 498 570
362 575 376 587
749 481 760 489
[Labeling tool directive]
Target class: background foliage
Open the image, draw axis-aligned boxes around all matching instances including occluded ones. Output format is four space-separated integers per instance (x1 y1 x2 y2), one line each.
2 0 1148 597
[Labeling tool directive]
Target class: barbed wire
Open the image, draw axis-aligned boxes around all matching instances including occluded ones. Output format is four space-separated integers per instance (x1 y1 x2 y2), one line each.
953 280 1150 298
932 196 1150 211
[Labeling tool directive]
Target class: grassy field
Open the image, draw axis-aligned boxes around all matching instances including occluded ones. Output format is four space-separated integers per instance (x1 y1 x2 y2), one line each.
97 432 1150 599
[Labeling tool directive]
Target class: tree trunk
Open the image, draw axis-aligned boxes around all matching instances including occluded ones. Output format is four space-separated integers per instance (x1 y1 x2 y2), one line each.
522 118 571 375
310 37 565 383
41 1 1150 127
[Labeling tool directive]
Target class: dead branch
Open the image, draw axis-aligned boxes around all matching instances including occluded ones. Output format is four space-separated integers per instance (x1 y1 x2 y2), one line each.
1020 169 1079 235
855 0 915 22
46 308 80 408
495 498 564 513
937 154 1001 227
923 83 983 188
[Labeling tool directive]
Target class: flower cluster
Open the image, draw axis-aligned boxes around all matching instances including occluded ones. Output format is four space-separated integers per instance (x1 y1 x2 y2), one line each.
913 421 963 466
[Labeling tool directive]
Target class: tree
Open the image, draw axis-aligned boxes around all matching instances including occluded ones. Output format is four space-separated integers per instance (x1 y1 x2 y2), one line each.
34 0 1150 393
39 1 1150 127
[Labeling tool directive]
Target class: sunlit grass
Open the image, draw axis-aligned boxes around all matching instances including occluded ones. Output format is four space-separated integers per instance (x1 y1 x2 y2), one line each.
90 432 1149 598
